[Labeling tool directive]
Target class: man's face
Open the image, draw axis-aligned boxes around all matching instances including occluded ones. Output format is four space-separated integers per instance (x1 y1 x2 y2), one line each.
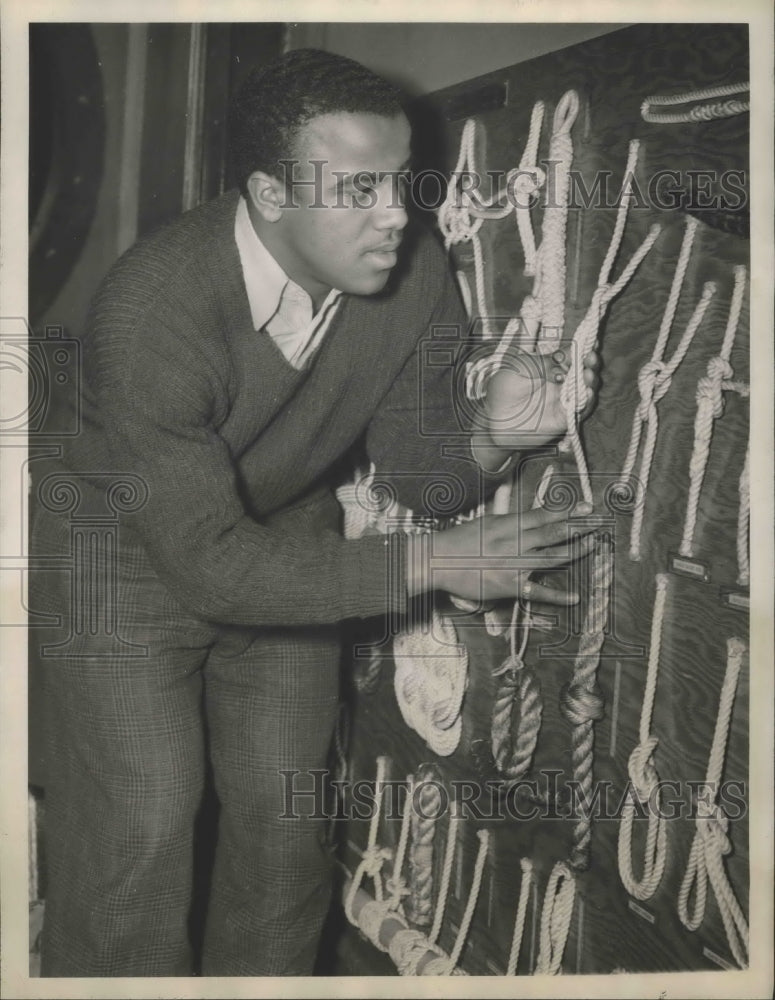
259 111 412 307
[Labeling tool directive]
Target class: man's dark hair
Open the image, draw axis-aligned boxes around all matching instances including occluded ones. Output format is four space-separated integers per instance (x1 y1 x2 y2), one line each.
229 48 406 196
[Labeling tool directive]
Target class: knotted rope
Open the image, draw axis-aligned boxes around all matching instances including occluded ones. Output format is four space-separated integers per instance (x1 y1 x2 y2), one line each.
617 217 715 559
560 536 613 871
617 574 669 900
345 755 398 950
393 609 468 756
677 637 749 968
736 441 750 587
641 81 749 124
405 765 443 926
559 140 662 506
506 858 534 975
533 861 576 975
466 93 576 398
679 266 748 559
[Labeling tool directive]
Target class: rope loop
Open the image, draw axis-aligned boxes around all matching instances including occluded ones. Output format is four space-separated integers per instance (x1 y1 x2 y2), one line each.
553 89 580 134
627 737 660 802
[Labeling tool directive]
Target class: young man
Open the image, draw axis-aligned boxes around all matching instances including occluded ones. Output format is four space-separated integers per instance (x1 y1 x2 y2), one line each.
33 48 597 976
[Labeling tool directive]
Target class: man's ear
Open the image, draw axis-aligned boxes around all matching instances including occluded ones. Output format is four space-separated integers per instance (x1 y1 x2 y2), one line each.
245 171 285 223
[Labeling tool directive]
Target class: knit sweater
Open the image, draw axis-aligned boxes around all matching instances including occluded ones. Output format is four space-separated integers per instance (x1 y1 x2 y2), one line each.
58 189 498 628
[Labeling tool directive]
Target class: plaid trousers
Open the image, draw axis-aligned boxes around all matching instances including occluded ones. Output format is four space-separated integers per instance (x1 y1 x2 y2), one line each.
32 496 342 977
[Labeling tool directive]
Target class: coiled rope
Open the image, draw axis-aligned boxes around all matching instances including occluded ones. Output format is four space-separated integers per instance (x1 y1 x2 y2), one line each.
679 266 748 559
560 536 613 871
641 81 749 124
533 861 576 975
677 637 749 968
617 574 669 900
617 216 715 560
393 609 468 756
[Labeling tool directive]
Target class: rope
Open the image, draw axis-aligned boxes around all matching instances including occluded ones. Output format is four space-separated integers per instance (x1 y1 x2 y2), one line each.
506 858 534 975
677 637 749 968
406 766 443 926
345 755 393 942
437 119 494 341
559 140 662 506
490 600 543 785
428 804 461 947
326 702 350 847
559 537 613 871
617 574 669 900
393 609 468 756
679 266 747 558
385 773 414 911
424 828 490 975
617 215 715 559
736 441 750 587
534 861 576 975
641 82 749 124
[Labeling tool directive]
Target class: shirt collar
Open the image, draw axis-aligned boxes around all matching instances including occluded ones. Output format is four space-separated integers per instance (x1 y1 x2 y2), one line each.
234 195 341 331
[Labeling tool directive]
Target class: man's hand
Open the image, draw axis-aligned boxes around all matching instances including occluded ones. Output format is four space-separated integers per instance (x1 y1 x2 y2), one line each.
481 347 601 453
406 504 597 605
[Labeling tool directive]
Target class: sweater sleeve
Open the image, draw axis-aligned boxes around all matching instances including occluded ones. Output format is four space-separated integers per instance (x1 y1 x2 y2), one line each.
90 309 407 628
365 240 510 517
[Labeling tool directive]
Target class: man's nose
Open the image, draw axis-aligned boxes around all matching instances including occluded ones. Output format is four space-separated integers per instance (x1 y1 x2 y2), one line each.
373 174 409 231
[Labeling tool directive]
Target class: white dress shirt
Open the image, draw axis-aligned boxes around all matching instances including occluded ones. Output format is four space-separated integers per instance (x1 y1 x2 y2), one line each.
234 196 342 369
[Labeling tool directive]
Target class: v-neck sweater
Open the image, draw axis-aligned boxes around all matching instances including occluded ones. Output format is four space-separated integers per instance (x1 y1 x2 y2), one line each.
61 189 498 628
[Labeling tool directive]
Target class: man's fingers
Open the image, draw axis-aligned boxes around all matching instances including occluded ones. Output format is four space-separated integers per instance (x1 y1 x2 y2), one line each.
522 519 598 551
520 580 579 605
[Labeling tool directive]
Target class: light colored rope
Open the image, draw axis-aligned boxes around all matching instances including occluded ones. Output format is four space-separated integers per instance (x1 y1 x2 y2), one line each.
345 755 393 936
428 805 461 948
619 247 716 561
506 858 534 975
534 861 576 975
393 609 468 757
385 773 414 911
641 81 749 123
736 441 750 587
679 266 747 558
406 766 443 926
677 637 749 968
617 574 669 900
560 537 613 871
559 140 662 506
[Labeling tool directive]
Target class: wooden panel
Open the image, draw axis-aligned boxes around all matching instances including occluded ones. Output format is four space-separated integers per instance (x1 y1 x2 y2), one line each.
339 22 749 977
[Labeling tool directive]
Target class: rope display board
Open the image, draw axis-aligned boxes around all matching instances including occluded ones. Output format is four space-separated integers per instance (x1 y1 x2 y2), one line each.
337 22 749 977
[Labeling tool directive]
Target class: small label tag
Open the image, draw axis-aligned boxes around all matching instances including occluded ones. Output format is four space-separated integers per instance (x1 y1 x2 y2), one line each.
669 552 710 582
720 588 750 611
627 899 655 924
703 946 734 970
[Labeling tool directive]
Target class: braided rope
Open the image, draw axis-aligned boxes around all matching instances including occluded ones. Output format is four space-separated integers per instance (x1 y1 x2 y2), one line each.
679 266 747 558
506 858 534 975
490 601 543 784
736 442 750 587
617 574 669 900
559 140 662 505
384 773 414 912
428 828 490 974
406 766 443 926
534 861 576 975
560 538 613 871
641 81 749 123
677 638 749 968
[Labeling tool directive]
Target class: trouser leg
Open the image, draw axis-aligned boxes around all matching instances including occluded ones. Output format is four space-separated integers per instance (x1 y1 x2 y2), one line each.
36 539 216 977
201 624 341 976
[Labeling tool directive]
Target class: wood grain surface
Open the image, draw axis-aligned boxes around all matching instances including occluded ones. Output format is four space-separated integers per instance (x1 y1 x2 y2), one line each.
339 22 750 976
